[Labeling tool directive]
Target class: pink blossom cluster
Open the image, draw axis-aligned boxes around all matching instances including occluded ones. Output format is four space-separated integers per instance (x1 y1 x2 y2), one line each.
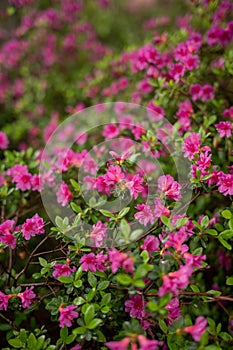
105 334 162 350
0 287 35 310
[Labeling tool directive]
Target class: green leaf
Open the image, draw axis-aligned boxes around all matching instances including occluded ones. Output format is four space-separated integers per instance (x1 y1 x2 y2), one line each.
87 318 102 329
70 179 80 191
101 293 111 306
221 210 232 219
174 217 189 229
116 273 132 286
201 216 209 229
148 301 158 311
86 288 96 302
159 293 172 307
36 335 45 350
65 334 76 344
74 280 82 288
19 329 27 343
95 330 106 342
97 281 109 290
120 219 131 238
8 339 24 348
73 296 85 306
117 207 130 218
226 277 233 285
140 250 149 263
206 229 218 236
38 257 47 267
60 327 68 342
99 209 115 218
84 305 95 325
219 229 233 240
70 202 82 213
229 218 233 230
73 327 86 335
75 267 82 280
28 333 37 349
133 279 145 288
207 290 222 296
159 319 168 333
101 306 110 313
218 237 232 250
58 276 73 284
88 271 97 287
134 265 149 280
190 285 200 292
219 332 232 341
160 215 171 229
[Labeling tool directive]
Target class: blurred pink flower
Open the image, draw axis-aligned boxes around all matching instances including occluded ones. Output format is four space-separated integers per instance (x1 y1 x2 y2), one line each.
215 121 232 138
22 214 45 240
59 305 79 328
184 316 207 341
125 295 146 319
18 287 36 308
0 131 9 149
0 292 12 310
56 181 73 206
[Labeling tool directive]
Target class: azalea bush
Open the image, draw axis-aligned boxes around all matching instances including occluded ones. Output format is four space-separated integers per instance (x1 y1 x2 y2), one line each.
0 0 233 350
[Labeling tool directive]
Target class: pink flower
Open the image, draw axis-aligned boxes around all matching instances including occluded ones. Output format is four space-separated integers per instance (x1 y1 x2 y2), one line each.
126 174 144 199
201 84 215 101
103 124 119 139
125 295 146 319
105 337 130 350
135 204 154 226
56 181 73 206
80 253 97 272
122 257 134 273
138 335 162 350
169 63 185 80
59 305 79 328
90 221 107 247
141 235 159 253
108 248 127 273
164 230 188 253
158 175 181 201
0 220 16 249
18 287 36 308
182 132 201 159
184 55 200 70
158 265 193 296
79 252 107 272
71 345 82 350
215 121 232 138
22 214 45 240
222 106 233 119
31 174 44 192
184 253 206 268
104 165 125 185
184 316 207 341
165 298 181 323
0 131 9 149
196 151 212 171
154 197 170 218
217 173 233 195
53 263 76 280
147 101 165 121
14 172 32 191
190 84 202 101
0 292 11 310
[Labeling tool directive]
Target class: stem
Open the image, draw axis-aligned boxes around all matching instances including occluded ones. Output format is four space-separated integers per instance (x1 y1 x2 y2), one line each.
15 232 53 281
0 312 18 330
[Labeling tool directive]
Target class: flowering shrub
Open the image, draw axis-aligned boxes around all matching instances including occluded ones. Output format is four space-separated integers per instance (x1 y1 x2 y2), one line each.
0 0 233 350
